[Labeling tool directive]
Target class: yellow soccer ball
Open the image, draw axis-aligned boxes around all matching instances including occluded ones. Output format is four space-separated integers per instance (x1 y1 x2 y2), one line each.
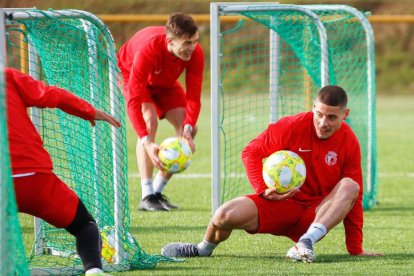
100 226 136 264
262 150 306 194
158 137 192 174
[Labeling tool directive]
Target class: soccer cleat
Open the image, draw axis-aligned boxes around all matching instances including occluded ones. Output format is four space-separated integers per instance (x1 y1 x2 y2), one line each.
155 192 179 210
286 238 316 263
286 245 301 262
161 242 201 258
139 194 168 211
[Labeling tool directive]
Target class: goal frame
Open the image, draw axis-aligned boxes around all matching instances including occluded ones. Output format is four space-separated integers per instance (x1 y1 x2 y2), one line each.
210 3 377 212
1 8 127 273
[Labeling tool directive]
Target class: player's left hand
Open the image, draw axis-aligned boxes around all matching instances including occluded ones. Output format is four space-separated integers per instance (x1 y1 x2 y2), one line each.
182 130 196 153
355 251 384 257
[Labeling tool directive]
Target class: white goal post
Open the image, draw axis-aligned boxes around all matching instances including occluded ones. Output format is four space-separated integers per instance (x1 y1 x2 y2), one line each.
210 3 377 212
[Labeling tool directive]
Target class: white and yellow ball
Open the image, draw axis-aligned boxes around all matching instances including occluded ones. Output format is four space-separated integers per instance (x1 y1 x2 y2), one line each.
158 137 192 174
100 226 136 264
262 150 306 194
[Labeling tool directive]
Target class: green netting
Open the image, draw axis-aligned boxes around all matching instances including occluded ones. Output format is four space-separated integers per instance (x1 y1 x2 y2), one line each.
215 4 377 209
1 61 30 275
3 9 174 274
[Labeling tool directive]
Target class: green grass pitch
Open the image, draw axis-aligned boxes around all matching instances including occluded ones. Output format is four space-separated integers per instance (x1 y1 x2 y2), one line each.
21 94 414 275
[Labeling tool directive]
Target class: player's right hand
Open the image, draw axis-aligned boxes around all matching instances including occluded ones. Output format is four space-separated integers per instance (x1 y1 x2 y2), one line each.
261 188 300 201
144 142 164 170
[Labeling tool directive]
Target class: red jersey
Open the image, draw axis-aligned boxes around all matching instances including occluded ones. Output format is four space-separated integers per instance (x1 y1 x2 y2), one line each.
117 26 204 138
5 68 96 175
241 112 364 255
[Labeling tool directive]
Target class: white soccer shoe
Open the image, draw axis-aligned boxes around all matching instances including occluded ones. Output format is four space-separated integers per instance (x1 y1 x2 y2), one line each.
286 245 301 262
286 239 316 263
161 242 200 258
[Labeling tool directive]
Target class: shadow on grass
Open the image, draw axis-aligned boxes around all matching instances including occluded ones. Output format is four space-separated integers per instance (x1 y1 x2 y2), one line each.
178 207 211 212
215 253 414 263
134 206 210 213
130 225 207 233
150 264 203 272
316 253 414 263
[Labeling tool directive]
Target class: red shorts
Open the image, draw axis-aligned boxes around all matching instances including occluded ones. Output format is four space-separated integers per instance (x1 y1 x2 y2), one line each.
246 194 321 242
13 172 80 228
120 70 186 120
144 82 186 119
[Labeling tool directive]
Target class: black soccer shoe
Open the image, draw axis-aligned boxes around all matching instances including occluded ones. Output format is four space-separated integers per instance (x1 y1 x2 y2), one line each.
139 194 168 211
155 192 179 210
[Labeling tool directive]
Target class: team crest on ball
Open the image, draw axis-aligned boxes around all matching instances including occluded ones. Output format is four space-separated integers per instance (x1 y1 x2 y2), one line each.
158 137 192 174
262 150 306 194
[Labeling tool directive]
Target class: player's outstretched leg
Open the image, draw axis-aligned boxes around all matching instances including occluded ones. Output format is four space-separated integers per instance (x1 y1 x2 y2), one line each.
286 238 316 263
162 242 213 258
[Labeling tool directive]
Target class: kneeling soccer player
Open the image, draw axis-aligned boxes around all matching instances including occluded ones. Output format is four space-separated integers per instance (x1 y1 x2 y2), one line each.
161 85 383 262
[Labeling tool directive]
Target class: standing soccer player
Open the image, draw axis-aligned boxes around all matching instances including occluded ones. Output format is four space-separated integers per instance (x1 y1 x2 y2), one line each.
161 85 383 262
117 13 204 211
5 67 121 275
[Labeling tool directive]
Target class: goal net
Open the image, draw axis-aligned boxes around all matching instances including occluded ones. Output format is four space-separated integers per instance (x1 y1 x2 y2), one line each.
1 9 171 274
0 11 30 275
210 4 377 211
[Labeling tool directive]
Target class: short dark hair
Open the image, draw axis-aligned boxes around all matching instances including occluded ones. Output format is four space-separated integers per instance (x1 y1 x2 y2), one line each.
165 13 198 38
316 85 348 108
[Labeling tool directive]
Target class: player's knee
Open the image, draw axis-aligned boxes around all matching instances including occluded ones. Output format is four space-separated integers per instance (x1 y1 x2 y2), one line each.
340 177 360 199
65 200 96 236
211 206 233 229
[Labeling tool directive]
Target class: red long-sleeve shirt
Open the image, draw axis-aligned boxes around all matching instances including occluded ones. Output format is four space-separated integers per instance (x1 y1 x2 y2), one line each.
241 112 364 255
117 26 204 138
5 68 96 175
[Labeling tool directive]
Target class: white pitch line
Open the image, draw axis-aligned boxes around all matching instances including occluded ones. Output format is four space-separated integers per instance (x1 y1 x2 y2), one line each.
128 172 414 179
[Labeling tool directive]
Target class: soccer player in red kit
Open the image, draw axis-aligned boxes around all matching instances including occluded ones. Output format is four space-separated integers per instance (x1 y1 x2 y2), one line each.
117 13 204 211
161 85 383 262
5 67 121 275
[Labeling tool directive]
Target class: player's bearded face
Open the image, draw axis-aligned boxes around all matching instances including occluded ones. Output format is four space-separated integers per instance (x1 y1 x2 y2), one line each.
168 32 199 61
312 101 349 139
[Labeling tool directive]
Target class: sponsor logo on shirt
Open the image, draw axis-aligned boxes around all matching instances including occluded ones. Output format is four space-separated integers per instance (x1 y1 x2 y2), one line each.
299 147 312 152
325 151 338 166
154 69 162 75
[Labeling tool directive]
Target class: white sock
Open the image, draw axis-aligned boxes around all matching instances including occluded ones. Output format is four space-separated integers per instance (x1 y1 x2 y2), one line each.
197 239 218 256
85 268 103 274
153 172 169 194
299 223 327 245
141 178 154 199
